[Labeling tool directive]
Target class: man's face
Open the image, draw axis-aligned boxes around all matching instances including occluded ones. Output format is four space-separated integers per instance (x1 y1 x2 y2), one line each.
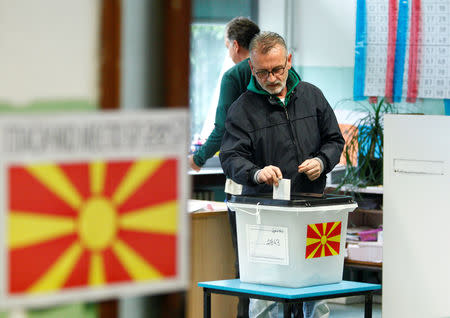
225 36 240 64
250 45 292 96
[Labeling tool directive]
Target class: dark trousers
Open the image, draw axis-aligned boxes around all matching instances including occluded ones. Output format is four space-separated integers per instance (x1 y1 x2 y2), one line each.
227 206 250 318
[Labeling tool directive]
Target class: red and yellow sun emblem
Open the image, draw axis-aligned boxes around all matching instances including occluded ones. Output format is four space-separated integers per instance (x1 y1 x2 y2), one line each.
8 158 178 294
305 221 341 259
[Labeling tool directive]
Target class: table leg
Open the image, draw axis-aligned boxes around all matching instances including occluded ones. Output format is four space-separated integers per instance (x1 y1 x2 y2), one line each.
292 302 304 318
284 302 292 318
364 293 373 318
298 302 304 318
204 289 211 318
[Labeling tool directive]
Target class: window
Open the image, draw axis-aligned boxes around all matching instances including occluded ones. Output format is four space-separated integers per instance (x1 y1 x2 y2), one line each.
189 23 233 145
189 0 257 148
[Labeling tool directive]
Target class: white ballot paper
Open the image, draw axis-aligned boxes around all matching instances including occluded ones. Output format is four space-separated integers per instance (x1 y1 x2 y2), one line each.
273 179 290 200
224 178 243 195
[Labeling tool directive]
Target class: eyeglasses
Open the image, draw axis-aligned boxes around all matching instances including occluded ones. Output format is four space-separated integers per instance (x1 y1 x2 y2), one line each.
254 58 288 80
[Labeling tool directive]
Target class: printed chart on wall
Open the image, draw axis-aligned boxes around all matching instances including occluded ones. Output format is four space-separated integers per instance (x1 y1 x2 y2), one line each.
354 0 450 102
0 111 189 309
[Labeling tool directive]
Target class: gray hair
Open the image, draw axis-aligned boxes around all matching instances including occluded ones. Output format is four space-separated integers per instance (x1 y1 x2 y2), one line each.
249 31 287 58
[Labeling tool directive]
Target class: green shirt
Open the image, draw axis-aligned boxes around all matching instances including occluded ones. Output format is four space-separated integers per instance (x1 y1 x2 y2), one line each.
193 58 252 167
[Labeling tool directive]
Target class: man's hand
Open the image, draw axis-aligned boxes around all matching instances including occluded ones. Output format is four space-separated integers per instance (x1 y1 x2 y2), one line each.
298 159 322 181
188 155 201 172
257 165 283 186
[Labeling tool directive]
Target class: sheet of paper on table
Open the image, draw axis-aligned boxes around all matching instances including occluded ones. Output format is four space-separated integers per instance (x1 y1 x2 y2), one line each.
188 199 227 213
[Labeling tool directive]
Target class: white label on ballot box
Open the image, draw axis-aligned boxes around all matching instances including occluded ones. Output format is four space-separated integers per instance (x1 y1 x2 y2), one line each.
246 224 289 265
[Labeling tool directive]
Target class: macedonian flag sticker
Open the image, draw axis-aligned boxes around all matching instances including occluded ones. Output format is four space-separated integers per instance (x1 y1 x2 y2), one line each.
305 221 341 259
8 158 178 295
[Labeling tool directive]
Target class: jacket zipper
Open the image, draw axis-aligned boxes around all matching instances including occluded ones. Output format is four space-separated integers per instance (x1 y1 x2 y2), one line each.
283 106 290 120
282 104 302 164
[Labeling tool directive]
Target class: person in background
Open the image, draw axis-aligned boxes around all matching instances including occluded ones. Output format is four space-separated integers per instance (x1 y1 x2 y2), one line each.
188 16 260 171
189 17 260 318
220 31 344 318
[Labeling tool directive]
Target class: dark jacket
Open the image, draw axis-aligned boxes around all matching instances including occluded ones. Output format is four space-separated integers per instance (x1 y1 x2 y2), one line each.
219 69 344 195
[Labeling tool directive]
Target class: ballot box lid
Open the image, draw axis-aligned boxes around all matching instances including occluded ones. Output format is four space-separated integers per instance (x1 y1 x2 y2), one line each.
228 193 355 207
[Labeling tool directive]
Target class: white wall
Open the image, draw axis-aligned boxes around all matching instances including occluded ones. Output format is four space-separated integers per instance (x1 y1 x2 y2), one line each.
258 0 287 37
258 0 356 67
0 0 99 107
293 0 356 67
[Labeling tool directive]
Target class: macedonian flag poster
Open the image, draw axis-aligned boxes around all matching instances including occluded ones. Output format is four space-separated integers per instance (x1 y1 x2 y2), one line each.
0 111 189 308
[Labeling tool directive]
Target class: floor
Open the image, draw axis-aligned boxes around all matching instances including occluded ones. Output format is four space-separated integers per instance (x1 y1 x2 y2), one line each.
327 302 382 318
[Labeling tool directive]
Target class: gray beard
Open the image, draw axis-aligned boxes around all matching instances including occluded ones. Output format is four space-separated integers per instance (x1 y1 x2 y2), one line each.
263 83 284 95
